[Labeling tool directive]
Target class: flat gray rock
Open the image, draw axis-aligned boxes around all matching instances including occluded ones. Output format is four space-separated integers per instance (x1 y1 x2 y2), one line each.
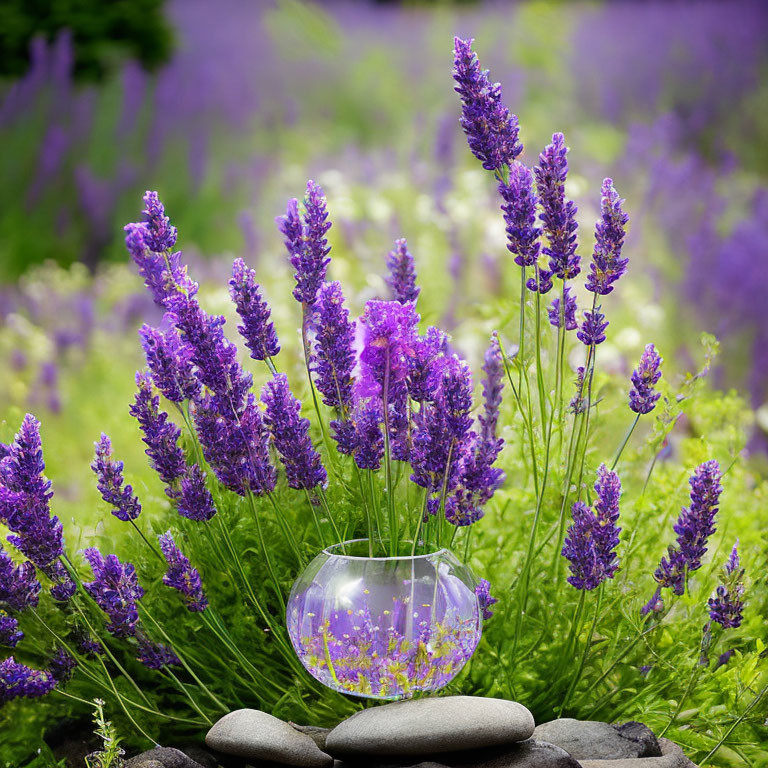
336 739 578 768
326 697 535 756
534 719 659 760
291 724 332 751
125 747 207 768
578 737 697 768
206 709 334 767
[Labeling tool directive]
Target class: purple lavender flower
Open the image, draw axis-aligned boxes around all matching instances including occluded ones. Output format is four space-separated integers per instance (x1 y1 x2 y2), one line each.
0 657 56 706
629 343 663 414
585 179 629 295
499 163 541 268
158 531 207 612
73 628 103 657
453 38 522 172
136 638 181 670
442 356 474 442
194 394 276 497
577 307 609 346
359 300 419 397
82 548 144 638
229 257 280 362
534 133 579 280
654 460 722 595
562 502 601 591
312 281 355 412
386 239 420 304
352 399 384 471
91 434 141 523
0 614 22 648
708 541 744 629
44 560 76 602
0 546 40 611
475 578 498 621
407 327 447 403
48 647 76 684
262 374 327 491
526 268 553 295
141 191 177 252
0 414 63 568
592 464 622 580
277 181 332 306
569 366 587 414
548 286 578 330
165 292 252 416
139 324 200 403
130 373 186 487
640 586 665 616
175 465 217 521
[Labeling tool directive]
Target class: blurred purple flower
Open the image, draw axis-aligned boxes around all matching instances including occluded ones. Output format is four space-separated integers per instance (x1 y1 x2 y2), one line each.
548 286 578 331
386 238 420 304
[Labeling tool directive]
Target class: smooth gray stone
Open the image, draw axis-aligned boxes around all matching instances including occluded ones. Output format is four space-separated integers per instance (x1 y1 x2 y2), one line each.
326 697 534 756
336 739 579 768
125 747 207 768
291 724 332 751
534 719 659 760
613 722 662 757
206 709 334 767
578 737 697 768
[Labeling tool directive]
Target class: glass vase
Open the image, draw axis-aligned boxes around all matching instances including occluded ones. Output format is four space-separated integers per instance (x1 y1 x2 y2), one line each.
286 538 482 700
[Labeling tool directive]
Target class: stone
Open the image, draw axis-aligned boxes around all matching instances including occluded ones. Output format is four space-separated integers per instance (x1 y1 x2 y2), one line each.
613 722 662 757
206 709 334 767
291 724 333 751
125 747 208 768
577 737 697 768
336 739 579 768
534 719 660 761
325 696 535 756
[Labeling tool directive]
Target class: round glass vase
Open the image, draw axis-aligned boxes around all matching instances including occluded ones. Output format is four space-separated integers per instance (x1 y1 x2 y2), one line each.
286 538 482 700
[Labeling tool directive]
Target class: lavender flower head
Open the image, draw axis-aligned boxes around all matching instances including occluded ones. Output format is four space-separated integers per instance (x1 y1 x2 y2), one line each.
139 324 200 403
91 434 142 523
407 326 447 403
0 657 56 705
655 460 722 595
453 37 522 172
0 414 63 568
0 613 22 648
48 647 77 684
629 343 663 414
158 531 207 612
386 238 420 304
175 465 217 522
475 579 498 621
136 638 181 670
526 267 553 295
585 179 629 295
499 162 541 268
708 541 744 629
534 133 579 280
352 399 384 471
0 546 40 611
141 191 177 253
229 257 280 362
577 307 609 346
548 286 578 331
562 502 601 591
592 464 622 580
82 548 144 638
262 374 327 491
277 181 332 306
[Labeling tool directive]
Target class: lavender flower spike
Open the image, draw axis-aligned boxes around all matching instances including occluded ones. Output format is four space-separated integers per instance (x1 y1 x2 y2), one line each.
499 162 541 268
475 579 498 621
577 307 609 346
277 181 332 306
352 399 384 471
141 190 177 253
534 133 579 280
654 460 722 595
0 657 56 705
629 343 663 414
386 238 420 304
0 545 41 611
585 179 629 295
229 257 280 362
562 501 601 591
592 464 622 580
548 286 578 331
0 614 23 648
139 324 200 403
175 465 217 522
91 434 142 522
453 37 522 172
708 541 744 629
262 374 327 490
158 531 207 612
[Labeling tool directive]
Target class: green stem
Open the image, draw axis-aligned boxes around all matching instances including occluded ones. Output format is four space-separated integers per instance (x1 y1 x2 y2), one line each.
129 519 164 563
611 414 641 471
246 492 286 612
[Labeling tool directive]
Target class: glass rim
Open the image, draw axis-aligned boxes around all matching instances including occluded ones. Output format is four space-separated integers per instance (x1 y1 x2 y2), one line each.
322 538 450 562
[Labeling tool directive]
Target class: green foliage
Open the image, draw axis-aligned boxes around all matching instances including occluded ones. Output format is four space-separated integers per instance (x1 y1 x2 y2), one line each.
85 699 125 768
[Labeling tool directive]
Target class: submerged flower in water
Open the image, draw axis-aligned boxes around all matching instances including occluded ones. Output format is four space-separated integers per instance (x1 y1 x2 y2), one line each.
0 657 56 705
262 374 327 491
578 307 609 346
535 133 579 280
585 179 629 295
548 286 578 331
629 343 663 414
499 162 541 268
82 549 144 638
158 531 207 612
386 238 420 304
278 181 332 306
708 541 744 629
654 460 722 595
91 434 142 523
229 257 280 362
475 578 498 621
453 37 522 172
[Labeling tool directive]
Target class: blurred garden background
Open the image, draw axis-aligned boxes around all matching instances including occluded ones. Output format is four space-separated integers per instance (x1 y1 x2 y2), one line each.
1 0 768 765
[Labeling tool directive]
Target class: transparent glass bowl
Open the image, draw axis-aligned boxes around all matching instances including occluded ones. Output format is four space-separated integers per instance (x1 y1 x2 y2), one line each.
286 539 482 699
